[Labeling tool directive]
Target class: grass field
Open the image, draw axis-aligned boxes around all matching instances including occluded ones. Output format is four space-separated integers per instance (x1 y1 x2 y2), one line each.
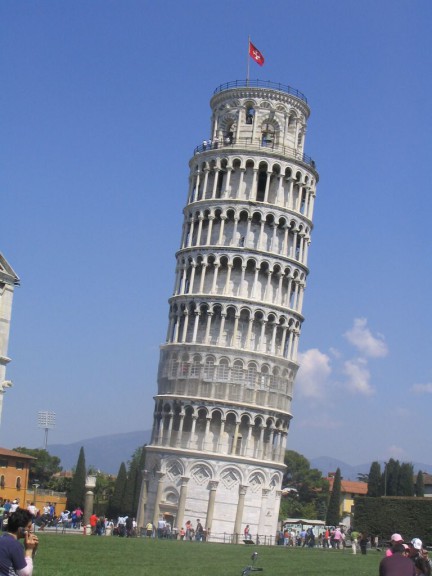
34 535 382 576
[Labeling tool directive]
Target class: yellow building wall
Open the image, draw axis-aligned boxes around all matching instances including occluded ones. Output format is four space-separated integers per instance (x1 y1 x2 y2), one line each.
0 454 67 515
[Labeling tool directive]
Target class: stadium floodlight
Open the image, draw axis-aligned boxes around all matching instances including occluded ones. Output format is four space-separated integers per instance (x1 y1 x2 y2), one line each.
38 411 56 448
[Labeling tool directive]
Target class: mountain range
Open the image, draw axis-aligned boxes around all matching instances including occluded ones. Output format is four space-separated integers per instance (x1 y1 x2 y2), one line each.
48 431 432 479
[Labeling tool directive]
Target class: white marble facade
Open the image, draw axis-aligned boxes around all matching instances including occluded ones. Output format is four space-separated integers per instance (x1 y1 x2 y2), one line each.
138 81 319 542
0 255 20 425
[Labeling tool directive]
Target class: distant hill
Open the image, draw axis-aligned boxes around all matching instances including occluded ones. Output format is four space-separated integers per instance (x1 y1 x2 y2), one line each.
49 430 152 474
47 431 432 478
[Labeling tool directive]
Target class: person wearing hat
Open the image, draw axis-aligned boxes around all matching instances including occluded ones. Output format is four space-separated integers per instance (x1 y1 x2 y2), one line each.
386 533 404 557
408 539 424 561
380 542 416 576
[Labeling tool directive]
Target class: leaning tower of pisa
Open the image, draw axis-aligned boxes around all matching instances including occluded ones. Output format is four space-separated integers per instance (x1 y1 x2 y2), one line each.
139 80 319 542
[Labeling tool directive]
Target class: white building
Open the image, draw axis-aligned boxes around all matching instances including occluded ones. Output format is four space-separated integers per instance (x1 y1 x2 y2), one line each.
138 80 319 543
0 254 20 426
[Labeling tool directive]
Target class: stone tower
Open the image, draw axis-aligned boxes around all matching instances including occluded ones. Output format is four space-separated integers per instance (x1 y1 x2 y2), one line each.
139 80 318 542
0 254 20 427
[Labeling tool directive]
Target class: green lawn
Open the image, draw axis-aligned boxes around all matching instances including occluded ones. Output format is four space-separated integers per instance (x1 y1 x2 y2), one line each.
34 535 382 576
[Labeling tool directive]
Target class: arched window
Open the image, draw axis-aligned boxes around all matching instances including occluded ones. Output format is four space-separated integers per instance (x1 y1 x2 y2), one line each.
16 476 21 490
246 364 257 388
0 475 4 489
256 164 267 202
169 359 179 379
246 104 255 125
218 359 229 381
232 360 244 383
190 356 202 378
204 357 215 380
261 122 275 147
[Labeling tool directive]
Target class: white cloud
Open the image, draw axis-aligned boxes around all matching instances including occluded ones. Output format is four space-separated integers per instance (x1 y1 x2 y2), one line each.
411 382 432 394
387 445 407 459
343 357 374 395
296 348 332 399
344 317 388 358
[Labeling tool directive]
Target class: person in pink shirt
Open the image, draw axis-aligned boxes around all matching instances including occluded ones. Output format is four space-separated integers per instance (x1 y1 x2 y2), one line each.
387 533 404 557
333 527 343 549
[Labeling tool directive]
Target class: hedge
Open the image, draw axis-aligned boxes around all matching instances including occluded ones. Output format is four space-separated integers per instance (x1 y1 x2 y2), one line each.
353 496 432 545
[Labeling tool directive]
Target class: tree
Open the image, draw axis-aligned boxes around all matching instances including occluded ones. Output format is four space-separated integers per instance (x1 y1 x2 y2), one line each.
107 462 127 519
357 472 369 483
326 468 342 526
416 471 425 497
367 461 382 497
67 447 86 510
398 463 414 496
123 457 138 517
93 473 115 515
47 475 72 493
12 447 62 488
280 450 329 521
384 459 400 496
132 446 146 515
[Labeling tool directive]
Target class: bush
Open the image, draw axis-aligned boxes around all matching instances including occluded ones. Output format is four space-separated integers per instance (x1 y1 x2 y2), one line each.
353 497 432 544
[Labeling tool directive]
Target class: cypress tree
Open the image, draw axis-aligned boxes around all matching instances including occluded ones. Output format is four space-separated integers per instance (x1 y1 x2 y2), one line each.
398 463 414 496
385 459 400 496
367 461 382 497
326 468 342 526
132 446 146 515
122 446 146 517
416 471 425 497
123 458 138 517
67 446 86 510
108 462 127 519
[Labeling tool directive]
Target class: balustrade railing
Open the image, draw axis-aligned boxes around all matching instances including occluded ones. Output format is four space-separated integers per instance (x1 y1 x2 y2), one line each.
213 79 307 103
153 431 283 463
194 137 316 168
158 377 291 411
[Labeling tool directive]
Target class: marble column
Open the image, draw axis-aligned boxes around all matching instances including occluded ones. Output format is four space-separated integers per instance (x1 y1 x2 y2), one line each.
152 471 166 526
176 476 190 532
233 485 248 543
205 480 219 539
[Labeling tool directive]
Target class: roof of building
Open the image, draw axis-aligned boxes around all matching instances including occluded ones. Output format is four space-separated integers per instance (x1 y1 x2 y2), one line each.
0 447 36 460
419 473 432 486
52 471 73 479
327 477 368 495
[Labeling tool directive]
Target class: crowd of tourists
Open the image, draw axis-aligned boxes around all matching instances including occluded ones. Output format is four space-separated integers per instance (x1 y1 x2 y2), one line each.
142 518 206 541
277 524 431 565
277 525 360 548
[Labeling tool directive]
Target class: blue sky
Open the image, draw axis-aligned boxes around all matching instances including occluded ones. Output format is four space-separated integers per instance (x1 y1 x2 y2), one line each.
1 0 432 468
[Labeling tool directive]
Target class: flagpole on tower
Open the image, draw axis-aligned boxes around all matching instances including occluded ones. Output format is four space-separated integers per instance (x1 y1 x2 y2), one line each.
247 36 250 85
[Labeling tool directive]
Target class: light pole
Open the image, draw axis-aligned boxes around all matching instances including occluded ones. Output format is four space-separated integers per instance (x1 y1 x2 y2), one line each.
384 462 387 496
38 411 56 449
32 482 40 508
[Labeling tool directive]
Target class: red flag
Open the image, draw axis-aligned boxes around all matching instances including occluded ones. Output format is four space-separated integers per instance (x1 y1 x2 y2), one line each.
249 41 265 66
